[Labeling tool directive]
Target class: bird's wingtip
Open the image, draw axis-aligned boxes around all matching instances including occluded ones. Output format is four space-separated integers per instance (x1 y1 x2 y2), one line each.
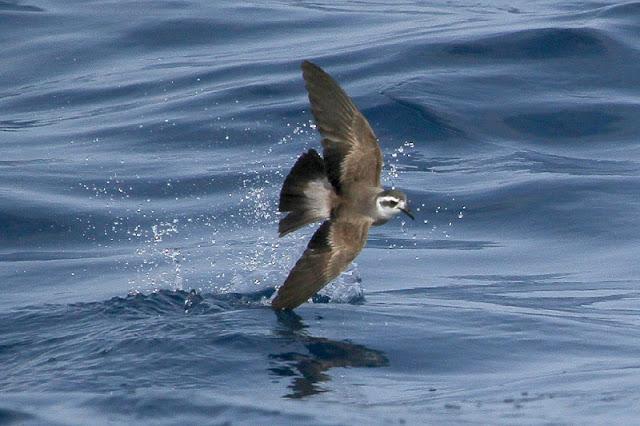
301 60 323 75
271 297 293 311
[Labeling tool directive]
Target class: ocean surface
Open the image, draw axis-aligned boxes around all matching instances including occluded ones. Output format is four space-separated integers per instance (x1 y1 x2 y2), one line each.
1 0 640 424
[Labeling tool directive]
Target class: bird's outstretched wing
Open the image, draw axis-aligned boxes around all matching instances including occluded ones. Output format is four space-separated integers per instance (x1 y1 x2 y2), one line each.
272 218 370 310
301 60 383 193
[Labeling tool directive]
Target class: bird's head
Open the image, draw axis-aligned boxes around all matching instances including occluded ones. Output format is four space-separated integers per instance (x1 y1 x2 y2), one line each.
375 189 414 221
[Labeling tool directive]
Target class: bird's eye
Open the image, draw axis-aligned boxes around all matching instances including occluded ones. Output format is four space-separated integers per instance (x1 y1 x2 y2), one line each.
389 200 398 207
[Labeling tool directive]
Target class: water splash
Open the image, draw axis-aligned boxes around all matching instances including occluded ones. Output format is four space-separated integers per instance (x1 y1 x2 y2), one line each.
129 220 184 291
385 140 416 185
313 263 365 305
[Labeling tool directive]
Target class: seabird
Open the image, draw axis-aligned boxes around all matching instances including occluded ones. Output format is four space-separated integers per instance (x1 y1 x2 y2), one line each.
272 61 414 310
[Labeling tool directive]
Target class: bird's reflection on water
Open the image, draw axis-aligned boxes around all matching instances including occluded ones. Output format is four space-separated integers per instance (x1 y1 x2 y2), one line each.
270 310 389 399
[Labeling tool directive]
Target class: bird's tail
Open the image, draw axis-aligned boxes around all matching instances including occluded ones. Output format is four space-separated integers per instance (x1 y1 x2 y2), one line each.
278 149 335 237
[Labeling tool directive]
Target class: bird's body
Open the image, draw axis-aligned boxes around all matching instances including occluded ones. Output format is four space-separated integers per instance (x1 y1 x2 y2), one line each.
272 61 413 310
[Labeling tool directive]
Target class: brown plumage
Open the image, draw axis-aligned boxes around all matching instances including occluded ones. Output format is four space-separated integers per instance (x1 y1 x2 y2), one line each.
301 61 383 193
272 61 413 310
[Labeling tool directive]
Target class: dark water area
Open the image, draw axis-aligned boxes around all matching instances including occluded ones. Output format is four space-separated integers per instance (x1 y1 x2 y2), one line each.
1 0 639 424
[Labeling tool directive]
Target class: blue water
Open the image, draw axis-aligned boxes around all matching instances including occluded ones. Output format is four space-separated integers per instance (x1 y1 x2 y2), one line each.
2 0 640 424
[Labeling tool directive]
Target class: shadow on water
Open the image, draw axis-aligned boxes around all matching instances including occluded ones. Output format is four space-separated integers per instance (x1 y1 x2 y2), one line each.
269 310 389 399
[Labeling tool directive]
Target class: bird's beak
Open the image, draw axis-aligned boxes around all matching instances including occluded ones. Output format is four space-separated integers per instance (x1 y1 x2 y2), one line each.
400 207 415 220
